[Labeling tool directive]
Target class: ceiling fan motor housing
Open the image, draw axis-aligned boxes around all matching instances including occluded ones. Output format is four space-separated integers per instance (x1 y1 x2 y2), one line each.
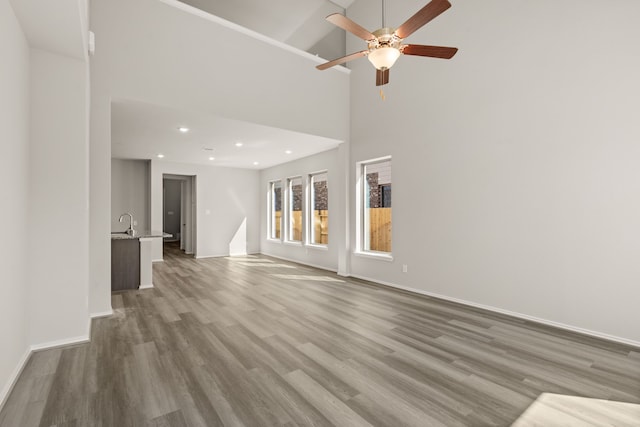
369 28 402 50
368 28 402 70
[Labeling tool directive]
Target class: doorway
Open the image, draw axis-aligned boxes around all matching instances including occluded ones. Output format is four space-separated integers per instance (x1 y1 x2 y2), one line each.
163 174 196 255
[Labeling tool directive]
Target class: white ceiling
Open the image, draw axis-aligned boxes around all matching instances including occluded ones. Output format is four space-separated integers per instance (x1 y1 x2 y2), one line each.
111 100 342 169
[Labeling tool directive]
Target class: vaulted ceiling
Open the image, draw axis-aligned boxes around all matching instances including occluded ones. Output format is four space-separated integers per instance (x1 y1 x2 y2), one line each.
178 0 353 58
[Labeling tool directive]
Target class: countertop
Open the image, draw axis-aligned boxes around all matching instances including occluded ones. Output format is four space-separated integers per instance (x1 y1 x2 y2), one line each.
110 230 171 240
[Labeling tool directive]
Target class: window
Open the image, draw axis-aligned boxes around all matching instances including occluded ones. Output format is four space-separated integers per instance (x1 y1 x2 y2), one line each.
269 180 282 240
309 172 328 246
287 176 303 242
359 158 392 254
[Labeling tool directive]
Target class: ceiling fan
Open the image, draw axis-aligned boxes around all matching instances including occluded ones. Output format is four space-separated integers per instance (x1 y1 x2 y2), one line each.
316 0 458 86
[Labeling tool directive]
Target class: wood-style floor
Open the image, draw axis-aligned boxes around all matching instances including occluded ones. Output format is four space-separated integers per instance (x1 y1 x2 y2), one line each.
1 243 639 426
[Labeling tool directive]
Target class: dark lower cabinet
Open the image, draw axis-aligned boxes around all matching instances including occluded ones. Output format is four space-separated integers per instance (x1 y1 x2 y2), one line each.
111 238 140 291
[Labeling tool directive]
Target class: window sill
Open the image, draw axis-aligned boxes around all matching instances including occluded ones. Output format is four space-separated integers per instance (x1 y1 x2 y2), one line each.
353 251 394 262
266 238 282 244
306 244 328 251
284 241 303 247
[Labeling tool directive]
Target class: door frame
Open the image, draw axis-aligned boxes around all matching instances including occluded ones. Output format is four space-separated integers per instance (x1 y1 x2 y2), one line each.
162 174 197 256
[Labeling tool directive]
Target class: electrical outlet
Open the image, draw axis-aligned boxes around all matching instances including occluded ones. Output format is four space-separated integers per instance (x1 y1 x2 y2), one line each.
133 220 138 226
402 264 408 273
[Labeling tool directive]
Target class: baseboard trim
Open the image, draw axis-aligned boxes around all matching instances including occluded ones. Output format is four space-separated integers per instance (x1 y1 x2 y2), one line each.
261 252 338 273
30 334 90 353
0 347 31 412
139 284 154 290
195 251 261 260
1 319 94 410
90 309 113 319
349 274 640 349
195 253 226 259
152 259 164 263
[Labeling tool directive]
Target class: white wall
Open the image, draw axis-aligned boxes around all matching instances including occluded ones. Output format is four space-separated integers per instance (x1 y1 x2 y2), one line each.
28 48 90 346
260 148 347 272
89 0 350 315
1 0 90 406
0 0 31 407
111 159 150 232
347 0 640 344
150 161 261 260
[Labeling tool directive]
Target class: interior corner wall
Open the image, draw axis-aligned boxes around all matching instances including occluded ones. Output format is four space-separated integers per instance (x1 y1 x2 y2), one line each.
28 48 90 346
307 27 346 66
111 159 150 232
0 0 31 406
88 79 111 317
347 0 640 344
260 148 346 272
150 161 261 261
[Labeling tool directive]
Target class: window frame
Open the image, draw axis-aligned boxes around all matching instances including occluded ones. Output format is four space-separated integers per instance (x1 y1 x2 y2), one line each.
355 156 393 260
307 170 329 248
285 175 304 245
268 180 283 242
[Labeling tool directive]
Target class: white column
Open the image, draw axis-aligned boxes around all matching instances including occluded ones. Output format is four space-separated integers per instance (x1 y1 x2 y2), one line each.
139 237 154 289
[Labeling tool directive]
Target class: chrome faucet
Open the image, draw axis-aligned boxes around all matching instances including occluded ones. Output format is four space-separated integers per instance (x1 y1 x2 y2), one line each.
119 212 135 236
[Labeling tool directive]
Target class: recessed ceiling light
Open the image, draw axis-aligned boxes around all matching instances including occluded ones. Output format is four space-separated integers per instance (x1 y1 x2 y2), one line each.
235 142 243 147
285 150 292 154
178 127 190 133
253 161 259 165
157 154 164 158
209 157 215 161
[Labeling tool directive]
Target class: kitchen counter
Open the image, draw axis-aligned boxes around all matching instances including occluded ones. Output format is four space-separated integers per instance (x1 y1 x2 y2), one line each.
110 230 169 240
111 231 172 291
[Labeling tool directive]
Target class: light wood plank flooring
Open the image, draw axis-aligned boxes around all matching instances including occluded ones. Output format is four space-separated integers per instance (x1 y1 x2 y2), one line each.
1 243 639 426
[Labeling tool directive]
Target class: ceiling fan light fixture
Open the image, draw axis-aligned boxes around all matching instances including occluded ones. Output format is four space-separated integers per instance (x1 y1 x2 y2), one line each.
317 0 457 86
368 47 401 70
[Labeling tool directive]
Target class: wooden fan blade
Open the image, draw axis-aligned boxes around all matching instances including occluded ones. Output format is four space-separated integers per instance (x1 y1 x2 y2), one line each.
316 50 368 70
396 0 451 39
326 13 375 41
402 44 458 59
376 69 390 86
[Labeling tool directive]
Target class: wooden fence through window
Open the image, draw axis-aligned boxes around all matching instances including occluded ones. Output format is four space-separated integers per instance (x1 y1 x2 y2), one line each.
312 210 328 244
367 207 392 252
284 211 327 243
274 208 391 252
